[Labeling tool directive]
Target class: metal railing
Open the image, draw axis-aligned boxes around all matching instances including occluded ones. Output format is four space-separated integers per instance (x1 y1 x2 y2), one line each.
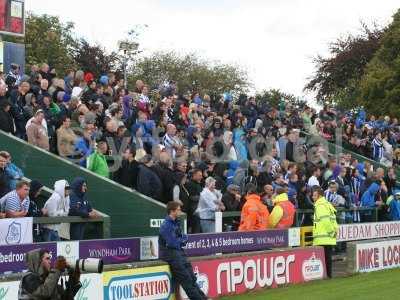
24 178 111 240
215 207 380 232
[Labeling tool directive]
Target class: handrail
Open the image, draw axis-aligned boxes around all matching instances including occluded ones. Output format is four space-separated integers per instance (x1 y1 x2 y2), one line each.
216 206 379 232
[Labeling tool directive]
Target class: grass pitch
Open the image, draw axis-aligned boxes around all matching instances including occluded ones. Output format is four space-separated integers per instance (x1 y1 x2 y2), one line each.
220 268 400 300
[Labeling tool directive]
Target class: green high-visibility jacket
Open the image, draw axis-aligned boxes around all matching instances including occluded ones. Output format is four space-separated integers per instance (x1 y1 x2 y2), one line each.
313 196 338 246
87 151 109 178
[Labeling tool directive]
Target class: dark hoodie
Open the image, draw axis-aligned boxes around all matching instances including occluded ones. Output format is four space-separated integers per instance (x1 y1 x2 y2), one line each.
19 249 64 299
28 180 44 217
69 177 92 218
0 100 14 133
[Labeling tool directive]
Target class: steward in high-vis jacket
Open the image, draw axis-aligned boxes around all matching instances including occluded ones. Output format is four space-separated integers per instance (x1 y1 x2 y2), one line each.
239 184 269 231
269 190 296 229
311 186 338 278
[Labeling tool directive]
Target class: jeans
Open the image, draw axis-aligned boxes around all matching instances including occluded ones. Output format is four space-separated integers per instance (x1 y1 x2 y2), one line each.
42 228 60 242
162 249 207 300
200 220 215 233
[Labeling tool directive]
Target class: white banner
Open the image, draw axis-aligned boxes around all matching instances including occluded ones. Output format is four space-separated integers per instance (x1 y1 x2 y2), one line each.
0 217 33 245
337 221 400 242
356 239 400 273
0 280 19 299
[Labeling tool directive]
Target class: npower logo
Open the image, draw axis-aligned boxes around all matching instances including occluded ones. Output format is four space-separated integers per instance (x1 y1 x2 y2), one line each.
301 253 324 281
105 272 171 300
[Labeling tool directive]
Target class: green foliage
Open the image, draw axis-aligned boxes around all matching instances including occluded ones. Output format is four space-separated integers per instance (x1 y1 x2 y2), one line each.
72 39 119 78
24 12 77 74
358 9 400 116
255 88 297 107
130 51 250 96
305 23 384 108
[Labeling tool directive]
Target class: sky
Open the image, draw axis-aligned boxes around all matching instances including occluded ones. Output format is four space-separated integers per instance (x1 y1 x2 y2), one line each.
26 0 400 99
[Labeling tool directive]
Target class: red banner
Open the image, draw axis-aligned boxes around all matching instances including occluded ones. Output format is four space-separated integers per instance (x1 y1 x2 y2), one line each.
186 247 326 298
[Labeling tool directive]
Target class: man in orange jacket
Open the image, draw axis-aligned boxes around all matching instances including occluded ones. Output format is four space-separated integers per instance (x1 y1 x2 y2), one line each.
239 184 269 231
268 188 296 229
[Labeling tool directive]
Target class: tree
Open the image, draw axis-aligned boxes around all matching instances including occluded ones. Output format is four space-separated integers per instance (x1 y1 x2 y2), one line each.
24 13 77 74
72 39 119 78
255 89 297 107
129 51 250 96
358 9 400 116
305 23 384 109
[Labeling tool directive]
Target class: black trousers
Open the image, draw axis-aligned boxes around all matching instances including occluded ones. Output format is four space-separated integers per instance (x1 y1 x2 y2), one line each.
163 250 207 300
324 245 333 278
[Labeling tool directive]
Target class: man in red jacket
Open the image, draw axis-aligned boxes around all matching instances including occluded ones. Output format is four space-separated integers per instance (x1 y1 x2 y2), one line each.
239 184 270 231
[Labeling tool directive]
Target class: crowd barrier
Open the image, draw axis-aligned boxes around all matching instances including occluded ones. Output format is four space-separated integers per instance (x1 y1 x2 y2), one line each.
216 207 379 232
0 246 325 300
347 238 400 274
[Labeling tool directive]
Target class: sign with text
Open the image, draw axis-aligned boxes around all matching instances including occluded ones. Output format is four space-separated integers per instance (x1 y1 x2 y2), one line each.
184 229 291 256
103 265 174 300
338 221 400 242
356 239 400 273
0 217 32 245
0 242 57 273
80 238 140 265
187 247 326 298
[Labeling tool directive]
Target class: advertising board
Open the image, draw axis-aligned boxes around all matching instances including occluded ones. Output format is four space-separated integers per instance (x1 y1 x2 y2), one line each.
338 221 400 242
187 247 326 298
356 239 400 273
103 265 174 300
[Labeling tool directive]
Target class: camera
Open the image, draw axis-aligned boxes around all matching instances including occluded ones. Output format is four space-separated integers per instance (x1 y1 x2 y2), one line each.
66 258 104 273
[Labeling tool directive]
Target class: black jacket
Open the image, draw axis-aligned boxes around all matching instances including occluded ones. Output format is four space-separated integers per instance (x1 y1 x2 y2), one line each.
0 106 14 134
184 180 203 214
0 167 10 198
137 164 163 201
114 159 140 189
152 163 176 203
222 192 240 211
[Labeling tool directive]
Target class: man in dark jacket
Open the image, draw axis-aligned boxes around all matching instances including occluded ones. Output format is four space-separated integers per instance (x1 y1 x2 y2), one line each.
222 184 241 211
18 248 81 299
69 177 99 240
0 100 14 134
159 201 207 300
27 180 46 242
114 147 140 189
0 152 10 198
137 155 163 201
184 169 203 233
152 154 176 203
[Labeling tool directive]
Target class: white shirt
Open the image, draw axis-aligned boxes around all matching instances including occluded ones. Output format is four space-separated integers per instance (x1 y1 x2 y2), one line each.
308 176 320 187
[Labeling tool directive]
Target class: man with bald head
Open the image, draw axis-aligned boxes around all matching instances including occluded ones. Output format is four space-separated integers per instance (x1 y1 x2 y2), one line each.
163 123 182 159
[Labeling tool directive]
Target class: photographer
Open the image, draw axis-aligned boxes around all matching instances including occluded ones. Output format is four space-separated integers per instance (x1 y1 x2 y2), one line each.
18 249 81 300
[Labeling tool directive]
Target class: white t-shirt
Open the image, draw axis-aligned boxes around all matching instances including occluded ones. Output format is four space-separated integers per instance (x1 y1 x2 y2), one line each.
308 176 320 187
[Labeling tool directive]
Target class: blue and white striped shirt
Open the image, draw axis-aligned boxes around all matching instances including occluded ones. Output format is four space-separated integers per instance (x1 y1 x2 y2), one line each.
372 138 383 160
0 190 29 212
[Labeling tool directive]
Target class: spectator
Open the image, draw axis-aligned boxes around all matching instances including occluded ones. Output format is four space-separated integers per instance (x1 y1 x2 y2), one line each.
114 146 139 189
239 183 269 231
87 140 109 178
0 152 10 198
222 184 241 211
27 179 46 242
74 123 95 166
163 123 183 159
1 180 30 218
42 180 70 241
361 182 381 222
196 177 225 233
389 191 400 221
0 100 14 134
261 184 274 211
268 187 295 229
26 110 50 151
0 151 23 190
137 155 163 201
185 169 203 233
372 132 383 162
57 115 77 157
69 177 99 240
307 167 321 187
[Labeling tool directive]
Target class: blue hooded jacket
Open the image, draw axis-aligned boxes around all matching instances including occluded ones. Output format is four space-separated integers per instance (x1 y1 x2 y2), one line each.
233 128 248 161
69 177 92 218
361 182 380 208
390 199 400 221
355 110 366 129
226 161 240 185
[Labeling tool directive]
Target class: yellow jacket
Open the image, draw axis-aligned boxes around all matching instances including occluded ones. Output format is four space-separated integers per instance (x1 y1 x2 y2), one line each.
313 196 338 246
268 193 295 229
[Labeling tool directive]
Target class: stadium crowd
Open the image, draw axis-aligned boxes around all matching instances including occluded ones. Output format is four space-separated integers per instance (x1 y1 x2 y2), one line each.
0 62 400 236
